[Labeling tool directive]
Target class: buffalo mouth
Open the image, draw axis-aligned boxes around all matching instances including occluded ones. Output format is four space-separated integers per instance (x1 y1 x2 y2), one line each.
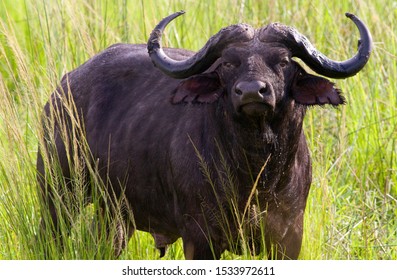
238 102 272 116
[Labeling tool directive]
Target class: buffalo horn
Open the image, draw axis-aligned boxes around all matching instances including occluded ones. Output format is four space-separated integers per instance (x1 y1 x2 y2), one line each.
147 11 254 79
259 13 372 78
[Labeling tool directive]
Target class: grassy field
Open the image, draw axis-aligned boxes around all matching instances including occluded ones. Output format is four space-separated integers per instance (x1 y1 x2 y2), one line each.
0 0 396 260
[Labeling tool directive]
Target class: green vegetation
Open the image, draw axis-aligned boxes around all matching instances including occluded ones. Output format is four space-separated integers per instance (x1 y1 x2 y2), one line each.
0 0 396 259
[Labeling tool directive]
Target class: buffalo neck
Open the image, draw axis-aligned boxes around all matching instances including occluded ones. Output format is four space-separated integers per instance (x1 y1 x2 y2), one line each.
214 98 307 193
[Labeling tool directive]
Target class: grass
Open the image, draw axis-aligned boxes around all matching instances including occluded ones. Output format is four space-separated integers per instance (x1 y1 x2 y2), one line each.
0 0 396 260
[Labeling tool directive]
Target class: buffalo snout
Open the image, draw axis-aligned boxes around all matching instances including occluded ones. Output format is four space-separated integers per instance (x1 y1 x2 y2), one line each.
232 80 275 116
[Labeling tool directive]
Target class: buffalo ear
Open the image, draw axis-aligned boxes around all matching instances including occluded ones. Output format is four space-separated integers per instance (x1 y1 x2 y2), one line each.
291 72 345 106
171 72 224 104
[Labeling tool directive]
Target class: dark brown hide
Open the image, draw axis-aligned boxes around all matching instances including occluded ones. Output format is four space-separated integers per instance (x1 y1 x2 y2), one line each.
37 13 371 260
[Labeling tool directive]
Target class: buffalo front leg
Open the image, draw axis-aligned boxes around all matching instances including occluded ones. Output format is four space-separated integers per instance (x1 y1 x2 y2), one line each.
182 238 222 260
264 210 305 260
181 215 223 260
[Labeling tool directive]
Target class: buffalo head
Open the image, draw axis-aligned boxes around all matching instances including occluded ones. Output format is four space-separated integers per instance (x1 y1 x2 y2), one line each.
148 11 372 118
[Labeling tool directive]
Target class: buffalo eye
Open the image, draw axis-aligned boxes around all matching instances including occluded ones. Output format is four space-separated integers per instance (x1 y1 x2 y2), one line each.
279 58 290 68
222 61 239 69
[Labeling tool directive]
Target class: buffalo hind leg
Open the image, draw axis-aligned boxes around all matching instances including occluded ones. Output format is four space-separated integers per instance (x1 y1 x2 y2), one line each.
113 220 135 257
38 193 72 258
37 174 75 259
94 206 135 258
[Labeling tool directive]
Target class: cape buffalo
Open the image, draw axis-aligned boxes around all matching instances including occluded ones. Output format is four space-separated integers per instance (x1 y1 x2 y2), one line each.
37 11 372 259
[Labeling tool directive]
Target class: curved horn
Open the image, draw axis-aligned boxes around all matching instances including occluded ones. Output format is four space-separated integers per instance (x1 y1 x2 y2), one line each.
147 11 255 79
259 13 372 78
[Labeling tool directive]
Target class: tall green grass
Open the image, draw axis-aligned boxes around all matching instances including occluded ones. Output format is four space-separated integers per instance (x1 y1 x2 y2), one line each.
0 0 396 259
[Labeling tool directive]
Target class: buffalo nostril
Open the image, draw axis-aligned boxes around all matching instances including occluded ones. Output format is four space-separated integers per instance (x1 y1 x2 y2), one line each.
259 86 267 95
235 81 270 97
235 88 243 95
